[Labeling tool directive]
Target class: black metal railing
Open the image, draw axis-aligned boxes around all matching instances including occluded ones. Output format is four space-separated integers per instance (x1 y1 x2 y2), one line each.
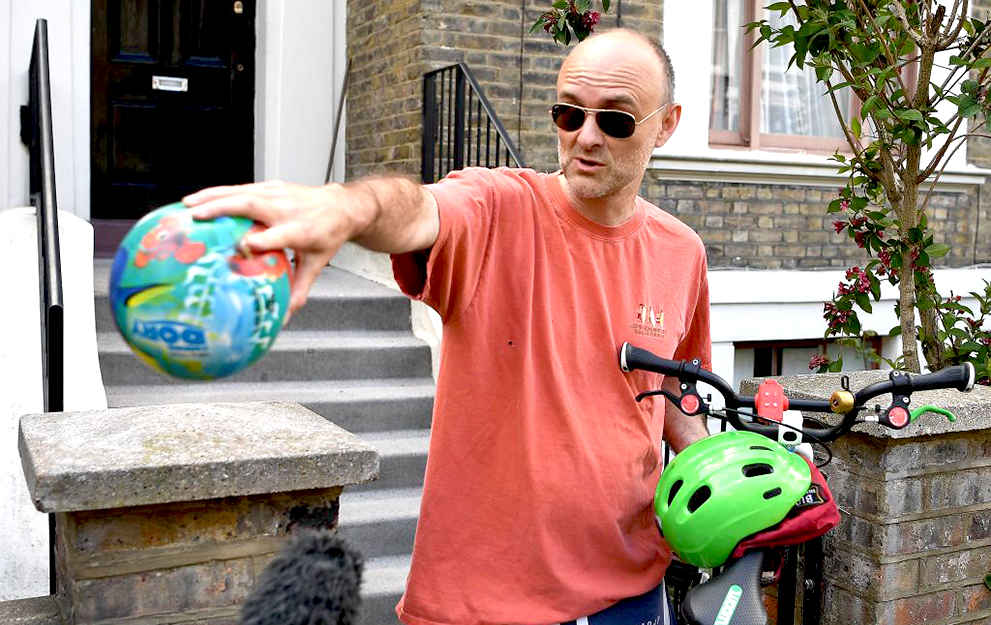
421 63 525 183
21 17 63 596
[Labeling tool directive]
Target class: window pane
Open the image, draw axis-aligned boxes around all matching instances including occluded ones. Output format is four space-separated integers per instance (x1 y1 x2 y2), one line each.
760 9 849 138
710 0 744 132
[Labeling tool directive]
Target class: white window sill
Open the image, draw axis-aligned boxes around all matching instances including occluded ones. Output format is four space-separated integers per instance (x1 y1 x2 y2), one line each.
648 149 989 191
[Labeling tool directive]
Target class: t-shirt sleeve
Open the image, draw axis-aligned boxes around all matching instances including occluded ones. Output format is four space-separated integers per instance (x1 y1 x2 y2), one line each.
391 167 506 322
672 243 712 371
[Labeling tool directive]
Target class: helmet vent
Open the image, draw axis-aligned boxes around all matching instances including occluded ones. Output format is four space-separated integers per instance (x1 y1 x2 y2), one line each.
668 480 683 506
763 487 783 500
687 486 711 513
742 463 774 478
750 445 772 451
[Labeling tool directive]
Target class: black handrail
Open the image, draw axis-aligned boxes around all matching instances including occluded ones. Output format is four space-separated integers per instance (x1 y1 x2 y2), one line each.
21 17 63 596
421 63 525 183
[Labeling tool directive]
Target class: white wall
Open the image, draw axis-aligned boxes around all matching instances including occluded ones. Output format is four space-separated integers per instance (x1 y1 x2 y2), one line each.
0 207 107 601
1 0 90 219
256 0 348 185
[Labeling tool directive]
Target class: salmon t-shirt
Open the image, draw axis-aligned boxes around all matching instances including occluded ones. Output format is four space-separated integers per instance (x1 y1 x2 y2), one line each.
391 167 711 625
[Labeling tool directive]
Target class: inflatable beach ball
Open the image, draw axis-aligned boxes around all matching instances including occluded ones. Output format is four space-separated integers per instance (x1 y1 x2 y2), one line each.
109 203 292 380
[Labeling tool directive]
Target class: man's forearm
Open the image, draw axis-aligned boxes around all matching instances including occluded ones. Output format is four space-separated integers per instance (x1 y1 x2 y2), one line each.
344 176 440 254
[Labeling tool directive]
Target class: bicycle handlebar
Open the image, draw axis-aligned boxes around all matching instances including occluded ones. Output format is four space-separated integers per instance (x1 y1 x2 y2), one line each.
620 342 975 442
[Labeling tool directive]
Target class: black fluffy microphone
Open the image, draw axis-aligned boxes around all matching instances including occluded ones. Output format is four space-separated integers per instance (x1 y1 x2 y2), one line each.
240 530 363 625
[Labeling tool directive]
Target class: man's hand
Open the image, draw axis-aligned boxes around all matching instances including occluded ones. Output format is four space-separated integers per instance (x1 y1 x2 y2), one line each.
185 181 354 315
183 177 439 317
661 375 709 453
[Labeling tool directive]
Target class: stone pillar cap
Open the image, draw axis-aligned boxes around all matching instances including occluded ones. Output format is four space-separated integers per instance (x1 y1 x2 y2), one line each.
19 401 379 512
742 371 991 439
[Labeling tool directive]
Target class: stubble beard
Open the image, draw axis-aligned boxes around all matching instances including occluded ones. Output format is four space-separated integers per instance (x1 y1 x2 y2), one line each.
558 137 656 201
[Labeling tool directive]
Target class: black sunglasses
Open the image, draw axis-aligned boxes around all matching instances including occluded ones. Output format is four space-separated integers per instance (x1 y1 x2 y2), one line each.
550 102 667 139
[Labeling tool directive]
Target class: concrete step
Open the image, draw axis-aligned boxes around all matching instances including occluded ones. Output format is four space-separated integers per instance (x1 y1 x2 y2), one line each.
105 379 434 433
350 430 429 492
358 554 409 625
98 330 432 385
338 487 420 559
94 263 412 334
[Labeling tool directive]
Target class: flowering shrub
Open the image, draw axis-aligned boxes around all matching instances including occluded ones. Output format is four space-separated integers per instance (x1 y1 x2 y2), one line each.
752 1 991 374
531 0 608 45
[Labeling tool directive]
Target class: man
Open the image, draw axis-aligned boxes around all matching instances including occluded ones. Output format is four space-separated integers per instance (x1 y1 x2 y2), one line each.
186 28 710 625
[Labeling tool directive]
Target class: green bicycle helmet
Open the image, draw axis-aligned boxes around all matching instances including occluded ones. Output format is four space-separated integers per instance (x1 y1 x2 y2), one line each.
655 431 812 569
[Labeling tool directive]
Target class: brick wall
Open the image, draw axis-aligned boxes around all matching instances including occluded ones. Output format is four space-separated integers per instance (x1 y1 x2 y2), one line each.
822 432 991 624
644 180 989 269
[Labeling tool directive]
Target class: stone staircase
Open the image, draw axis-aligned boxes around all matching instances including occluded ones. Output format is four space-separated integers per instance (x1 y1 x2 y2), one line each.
94 260 431 625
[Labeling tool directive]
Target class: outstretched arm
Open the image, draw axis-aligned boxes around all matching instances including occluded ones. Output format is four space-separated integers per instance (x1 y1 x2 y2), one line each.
184 176 439 315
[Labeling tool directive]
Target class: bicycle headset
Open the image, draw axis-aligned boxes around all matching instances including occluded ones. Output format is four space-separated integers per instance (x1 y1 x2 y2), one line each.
654 431 812 569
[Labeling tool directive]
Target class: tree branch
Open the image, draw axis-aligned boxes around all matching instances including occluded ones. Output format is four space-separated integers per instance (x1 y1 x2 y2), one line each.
894 1 923 45
936 25 991 99
919 115 966 181
827 78 868 161
938 0 968 49
855 0 911 100
919 122 987 213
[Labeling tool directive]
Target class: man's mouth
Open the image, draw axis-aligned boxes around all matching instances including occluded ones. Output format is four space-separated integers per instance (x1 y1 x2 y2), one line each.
574 156 606 170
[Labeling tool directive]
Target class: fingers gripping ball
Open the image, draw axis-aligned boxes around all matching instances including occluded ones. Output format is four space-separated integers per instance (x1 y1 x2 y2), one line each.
654 431 812 569
109 203 293 380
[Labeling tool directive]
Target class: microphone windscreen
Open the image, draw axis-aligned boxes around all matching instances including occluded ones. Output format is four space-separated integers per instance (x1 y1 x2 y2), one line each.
240 529 364 625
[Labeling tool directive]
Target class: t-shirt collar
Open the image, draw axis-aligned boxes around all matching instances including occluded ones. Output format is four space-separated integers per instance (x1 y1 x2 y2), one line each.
544 172 646 240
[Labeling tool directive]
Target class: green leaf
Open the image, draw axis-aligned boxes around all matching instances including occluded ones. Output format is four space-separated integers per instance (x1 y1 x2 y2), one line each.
975 57 991 68
856 293 873 314
602 0 611 12
529 19 547 34
577 0 590 12
895 109 925 122
828 199 844 213
926 243 951 257
767 1 792 11
963 340 985 353
828 357 844 373
890 324 902 337
949 55 968 66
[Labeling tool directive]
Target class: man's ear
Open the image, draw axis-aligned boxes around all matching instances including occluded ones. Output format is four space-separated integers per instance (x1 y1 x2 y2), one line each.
654 103 682 149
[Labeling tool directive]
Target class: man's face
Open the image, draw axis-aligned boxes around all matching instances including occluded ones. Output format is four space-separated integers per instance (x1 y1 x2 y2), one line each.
555 33 679 202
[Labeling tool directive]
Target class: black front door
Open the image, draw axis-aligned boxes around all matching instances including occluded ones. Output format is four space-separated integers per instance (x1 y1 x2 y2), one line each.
91 0 255 228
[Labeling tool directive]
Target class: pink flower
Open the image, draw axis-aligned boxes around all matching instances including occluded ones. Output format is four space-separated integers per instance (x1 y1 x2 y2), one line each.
584 11 601 27
833 220 847 234
809 355 830 370
840 199 851 211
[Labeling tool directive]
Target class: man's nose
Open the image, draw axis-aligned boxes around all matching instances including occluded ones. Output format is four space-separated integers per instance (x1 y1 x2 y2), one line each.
576 111 605 149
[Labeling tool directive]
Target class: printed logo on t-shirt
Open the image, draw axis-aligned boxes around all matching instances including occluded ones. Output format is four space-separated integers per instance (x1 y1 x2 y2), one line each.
631 303 666 339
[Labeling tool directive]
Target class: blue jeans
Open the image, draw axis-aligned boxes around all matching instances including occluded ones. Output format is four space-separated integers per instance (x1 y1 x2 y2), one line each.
558 582 675 625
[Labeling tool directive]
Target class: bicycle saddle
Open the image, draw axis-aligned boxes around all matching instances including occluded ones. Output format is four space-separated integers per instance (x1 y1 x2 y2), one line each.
680 550 767 625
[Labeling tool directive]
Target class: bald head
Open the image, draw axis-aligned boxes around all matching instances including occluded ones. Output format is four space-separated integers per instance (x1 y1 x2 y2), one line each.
561 29 675 105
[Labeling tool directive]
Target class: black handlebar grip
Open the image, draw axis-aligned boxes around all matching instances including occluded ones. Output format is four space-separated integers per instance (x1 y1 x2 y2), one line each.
619 342 683 377
913 363 976 393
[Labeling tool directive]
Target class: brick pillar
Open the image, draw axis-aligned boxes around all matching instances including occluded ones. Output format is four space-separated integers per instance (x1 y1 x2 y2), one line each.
16 401 378 624
823 430 991 624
